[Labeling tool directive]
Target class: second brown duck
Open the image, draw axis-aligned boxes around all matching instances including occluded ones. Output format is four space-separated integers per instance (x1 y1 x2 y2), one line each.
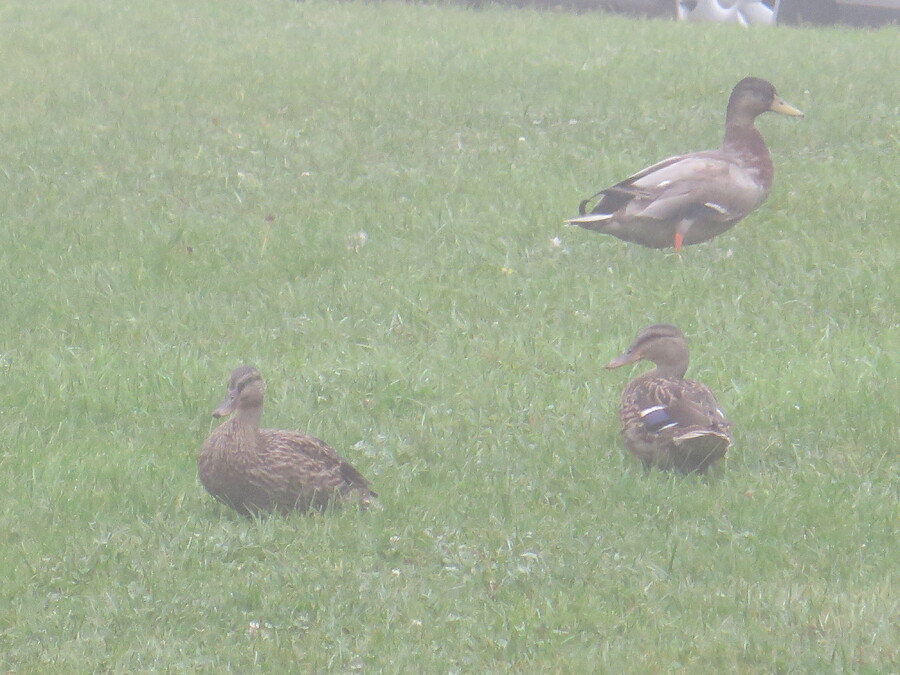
606 324 733 474
199 366 376 516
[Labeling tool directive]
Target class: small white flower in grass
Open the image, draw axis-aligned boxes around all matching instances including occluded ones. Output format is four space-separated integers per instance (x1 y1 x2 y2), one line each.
392 568 401 577
345 231 368 252
248 620 273 638
569 119 578 125
518 136 526 142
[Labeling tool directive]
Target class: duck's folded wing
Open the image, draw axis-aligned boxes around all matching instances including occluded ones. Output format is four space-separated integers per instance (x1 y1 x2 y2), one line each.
628 156 757 218
261 429 342 464
630 379 729 435
262 429 373 491
575 152 764 222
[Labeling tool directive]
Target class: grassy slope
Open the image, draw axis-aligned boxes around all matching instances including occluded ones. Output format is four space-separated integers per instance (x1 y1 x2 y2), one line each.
0 0 896 670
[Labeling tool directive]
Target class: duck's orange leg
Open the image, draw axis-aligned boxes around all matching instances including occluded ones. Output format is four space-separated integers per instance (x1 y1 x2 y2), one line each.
674 220 694 253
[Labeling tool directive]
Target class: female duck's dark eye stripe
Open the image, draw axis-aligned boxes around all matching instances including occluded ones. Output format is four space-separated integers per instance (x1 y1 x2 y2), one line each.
639 405 679 433
236 373 262 391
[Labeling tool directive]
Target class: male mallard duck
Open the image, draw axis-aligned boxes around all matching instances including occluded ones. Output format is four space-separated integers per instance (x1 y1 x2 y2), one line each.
199 366 376 516
567 77 803 251
606 324 732 474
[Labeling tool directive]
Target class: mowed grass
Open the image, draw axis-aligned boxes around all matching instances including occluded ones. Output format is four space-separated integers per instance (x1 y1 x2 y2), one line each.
1 0 897 670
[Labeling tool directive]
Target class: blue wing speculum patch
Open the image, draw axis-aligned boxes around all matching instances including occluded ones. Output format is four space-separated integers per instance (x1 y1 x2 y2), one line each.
639 405 679 433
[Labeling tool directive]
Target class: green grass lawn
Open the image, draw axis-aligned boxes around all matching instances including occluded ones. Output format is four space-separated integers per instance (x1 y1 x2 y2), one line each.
1 0 897 670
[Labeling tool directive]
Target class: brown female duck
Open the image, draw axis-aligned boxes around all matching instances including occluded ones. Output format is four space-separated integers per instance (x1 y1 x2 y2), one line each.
567 77 803 251
606 325 732 474
199 366 376 516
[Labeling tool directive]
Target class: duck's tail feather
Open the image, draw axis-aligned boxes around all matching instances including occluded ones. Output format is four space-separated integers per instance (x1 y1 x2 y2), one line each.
671 427 732 474
674 428 732 445
565 212 613 230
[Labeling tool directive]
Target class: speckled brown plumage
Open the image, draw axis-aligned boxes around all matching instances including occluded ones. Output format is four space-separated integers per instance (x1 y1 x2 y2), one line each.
568 77 803 251
199 366 376 516
606 325 733 474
